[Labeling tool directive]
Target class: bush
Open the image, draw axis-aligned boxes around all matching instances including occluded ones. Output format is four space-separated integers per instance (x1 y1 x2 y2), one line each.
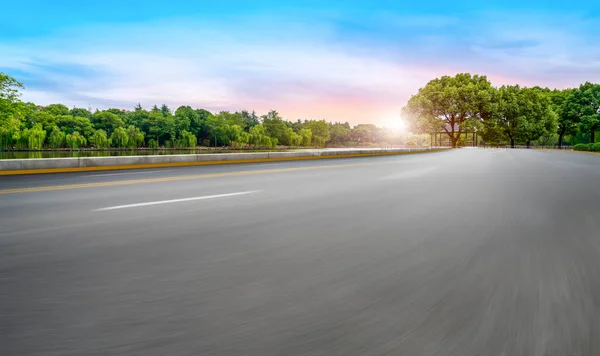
573 143 591 151
592 143 600 152
147 139 158 149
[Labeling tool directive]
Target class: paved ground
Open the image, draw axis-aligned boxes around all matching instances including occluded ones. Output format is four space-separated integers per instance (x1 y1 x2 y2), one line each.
1 149 599 356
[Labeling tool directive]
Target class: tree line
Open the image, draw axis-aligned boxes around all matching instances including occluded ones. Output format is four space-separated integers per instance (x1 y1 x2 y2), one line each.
402 73 600 148
0 72 427 150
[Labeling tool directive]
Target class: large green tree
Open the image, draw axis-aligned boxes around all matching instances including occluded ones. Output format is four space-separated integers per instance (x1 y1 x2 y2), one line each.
57 116 94 138
42 104 69 116
92 111 125 135
304 120 330 147
550 88 577 148
330 123 351 143
564 82 600 143
403 73 494 147
0 73 25 148
515 87 557 147
263 110 292 145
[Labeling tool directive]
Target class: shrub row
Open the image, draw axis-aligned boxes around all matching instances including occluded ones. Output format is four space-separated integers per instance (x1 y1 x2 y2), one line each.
573 143 600 152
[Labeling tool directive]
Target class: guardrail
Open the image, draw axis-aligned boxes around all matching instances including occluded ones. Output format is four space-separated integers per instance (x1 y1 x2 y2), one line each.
0 147 449 175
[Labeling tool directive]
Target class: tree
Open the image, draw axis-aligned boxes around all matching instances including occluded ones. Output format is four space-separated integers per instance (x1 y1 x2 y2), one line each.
110 127 129 148
144 110 175 145
551 89 577 148
160 104 171 116
216 124 243 146
263 110 291 144
66 131 86 149
299 128 312 147
515 87 557 147
249 124 270 146
486 85 523 148
0 73 25 148
126 125 145 148
567 82 600 143
403 73 494 147
23 124 47 149
238 131 251 146
42 104 69 116
241 110 260 130
92 111 125 135
90 129 110 148
0 72 23 102
175 106 198 137
304 120 330 147
28 111 58 131
69 107 92 118
48 126 66 148
194 109 213 141
330 123 351 143
57 116 94 138
351 124 377 142
287 128 302 146
177 130 197 148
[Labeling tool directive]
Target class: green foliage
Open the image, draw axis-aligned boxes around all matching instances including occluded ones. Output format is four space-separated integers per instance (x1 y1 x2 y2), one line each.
42 103 69 116
515 87 557 146
125 125 145 148
147 138 158 149
351 124 378 142
573 143 591 151
22 124 47 149
92 111 125 135
110 127 129 148
241 110 260 130
591 143 600 152
3 70 598 152
48 126 66 148
69 107 92 118
288 129 302 146
66 131 87 150
27 111 57 131
57 116 94 138
569 82 600 143
90 129 110 149
403 73 494 147
304 120 330 147
249 124 269 146
330 123 351 143
263 110 291 144
299 128 312 147
238 131 251 146
177 130 197 148
405 133 430 147
0 74 25 148
0 72 24 102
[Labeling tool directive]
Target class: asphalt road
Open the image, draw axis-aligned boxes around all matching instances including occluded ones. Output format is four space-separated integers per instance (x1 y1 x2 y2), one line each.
1 149 600 356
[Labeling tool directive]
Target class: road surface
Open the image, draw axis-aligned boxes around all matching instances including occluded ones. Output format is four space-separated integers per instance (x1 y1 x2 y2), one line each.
1 149 600 356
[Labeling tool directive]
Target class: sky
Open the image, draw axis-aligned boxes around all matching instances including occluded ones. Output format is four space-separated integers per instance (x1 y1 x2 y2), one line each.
1 1 600 127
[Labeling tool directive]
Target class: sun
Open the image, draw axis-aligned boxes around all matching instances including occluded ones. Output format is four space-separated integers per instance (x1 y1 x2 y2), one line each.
385 117 407 131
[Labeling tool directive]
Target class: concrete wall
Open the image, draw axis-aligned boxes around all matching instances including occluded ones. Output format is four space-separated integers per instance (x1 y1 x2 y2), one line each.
0 148 446 174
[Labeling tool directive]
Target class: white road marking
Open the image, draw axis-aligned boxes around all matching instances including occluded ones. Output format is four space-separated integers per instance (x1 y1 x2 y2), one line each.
94 191 260 211
87 170 172 177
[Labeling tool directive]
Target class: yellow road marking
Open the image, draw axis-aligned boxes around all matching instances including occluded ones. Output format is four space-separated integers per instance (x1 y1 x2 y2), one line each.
0 161 381 195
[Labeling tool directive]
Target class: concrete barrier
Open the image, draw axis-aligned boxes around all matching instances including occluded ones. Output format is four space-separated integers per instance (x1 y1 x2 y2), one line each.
0 148 449 175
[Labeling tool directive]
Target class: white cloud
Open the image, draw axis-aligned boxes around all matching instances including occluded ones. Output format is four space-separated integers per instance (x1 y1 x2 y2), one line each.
2 11 600 125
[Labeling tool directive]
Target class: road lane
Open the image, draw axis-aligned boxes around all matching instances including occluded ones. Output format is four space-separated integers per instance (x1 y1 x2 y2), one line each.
1 149 600 356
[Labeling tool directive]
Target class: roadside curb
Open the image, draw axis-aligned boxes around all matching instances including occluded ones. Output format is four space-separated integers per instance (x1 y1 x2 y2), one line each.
0 149 450 176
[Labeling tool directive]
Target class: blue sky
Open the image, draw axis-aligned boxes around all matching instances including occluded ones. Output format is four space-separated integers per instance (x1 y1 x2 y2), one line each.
2 0 600 126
